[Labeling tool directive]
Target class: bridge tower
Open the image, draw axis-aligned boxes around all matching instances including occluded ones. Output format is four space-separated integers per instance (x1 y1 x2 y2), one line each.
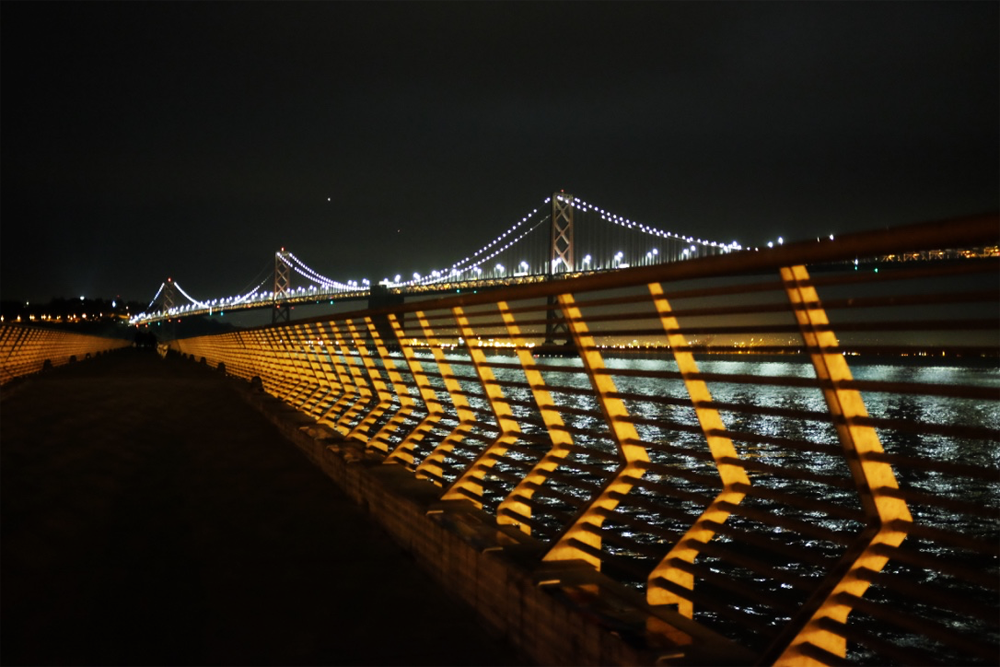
550 191 575 275
162 278 176 313
545 192 574 345
273 249 292 324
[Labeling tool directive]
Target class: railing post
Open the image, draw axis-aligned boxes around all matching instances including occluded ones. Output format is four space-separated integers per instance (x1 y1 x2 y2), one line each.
412 312 476 486
494 301 575 535
645 282 751 619
439 306 522 508
316 320 365 434
344 317 396 443
328 320 374 432
286 323 326 413
764 265 913 665
542 293 650 569
363 314 418 454
384 312 445 469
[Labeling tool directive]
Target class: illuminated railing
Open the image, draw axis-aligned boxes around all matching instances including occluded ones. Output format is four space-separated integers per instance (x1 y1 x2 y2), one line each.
0 325 131 385
172 214 999 665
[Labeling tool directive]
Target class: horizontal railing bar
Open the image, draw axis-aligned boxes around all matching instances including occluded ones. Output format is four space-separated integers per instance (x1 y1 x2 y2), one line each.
605 367 1000 407
721 456 857 491
556 458 619 479
875 485 999 518
607 390 695 408
482 444 545 466
855 567 1000 626
592 506 686 543
852 415 1000 442
703 399 834 424
496 507 558 536
712 428 845 458
870 542 1000 591
563 444 620 463
474 461 526 486
860 452 1000 481
692 539 817 593
618 414 708 435
731 482 866 522
567 319 998 339
811 615 944 667
606 489 707 526
568 277 787 310
705 520 836 568
801 256 1000 289
665 557 802 614
718 500 856 545
819 288 999 312
891 520 1000 556
522 480 595 507
540 466 613 493
503 495 575 525
577 522 665 560
633 460 726 492
833 593 999 662
649 575 777 637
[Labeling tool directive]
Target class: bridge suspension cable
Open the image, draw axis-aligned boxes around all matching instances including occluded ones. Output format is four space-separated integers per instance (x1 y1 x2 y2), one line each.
172 281 209 308
284 251 356 290
146 282 166 310
231 277 270 304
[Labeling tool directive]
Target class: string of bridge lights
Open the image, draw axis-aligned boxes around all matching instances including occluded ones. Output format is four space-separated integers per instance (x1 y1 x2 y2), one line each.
284 251 362 290
146 281 165 309
389 204 549 287
568 195 743 251
135 193 744 323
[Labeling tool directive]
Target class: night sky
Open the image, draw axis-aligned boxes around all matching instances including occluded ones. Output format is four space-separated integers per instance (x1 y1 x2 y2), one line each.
3 2 997 305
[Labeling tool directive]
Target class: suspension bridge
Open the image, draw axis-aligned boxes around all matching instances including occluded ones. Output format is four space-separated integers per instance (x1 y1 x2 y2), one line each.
132 193 744 326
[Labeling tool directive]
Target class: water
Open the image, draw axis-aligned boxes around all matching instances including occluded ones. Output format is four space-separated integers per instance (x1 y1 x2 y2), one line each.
328 350 999 663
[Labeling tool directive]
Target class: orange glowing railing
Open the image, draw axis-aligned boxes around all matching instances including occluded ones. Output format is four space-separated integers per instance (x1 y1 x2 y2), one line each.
172 214 999 665
0 325 131 385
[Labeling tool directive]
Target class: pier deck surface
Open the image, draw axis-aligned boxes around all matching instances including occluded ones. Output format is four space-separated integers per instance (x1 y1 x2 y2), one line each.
2 349 523 666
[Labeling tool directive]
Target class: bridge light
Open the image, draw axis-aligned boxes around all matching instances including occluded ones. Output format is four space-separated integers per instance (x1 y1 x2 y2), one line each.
778 237 784 245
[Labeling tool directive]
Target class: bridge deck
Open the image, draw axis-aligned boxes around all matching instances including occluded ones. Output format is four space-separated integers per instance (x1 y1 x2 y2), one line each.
1 349 524 666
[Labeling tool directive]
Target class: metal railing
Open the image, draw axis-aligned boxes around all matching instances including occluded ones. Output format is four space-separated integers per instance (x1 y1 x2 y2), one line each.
172 214 999 665
0 325 131 385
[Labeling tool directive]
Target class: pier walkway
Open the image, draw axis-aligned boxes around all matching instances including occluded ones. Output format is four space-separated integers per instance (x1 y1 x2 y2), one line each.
1 349 524 666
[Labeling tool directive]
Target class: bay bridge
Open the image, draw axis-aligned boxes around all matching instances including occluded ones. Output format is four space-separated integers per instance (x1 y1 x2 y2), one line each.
132 193 744 325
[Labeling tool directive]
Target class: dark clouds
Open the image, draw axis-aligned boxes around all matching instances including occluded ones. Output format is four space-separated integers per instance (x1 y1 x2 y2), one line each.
2 2 996 303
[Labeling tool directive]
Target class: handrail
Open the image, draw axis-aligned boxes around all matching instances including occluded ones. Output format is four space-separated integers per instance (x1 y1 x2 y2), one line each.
173 213 999 665
0 325 131 385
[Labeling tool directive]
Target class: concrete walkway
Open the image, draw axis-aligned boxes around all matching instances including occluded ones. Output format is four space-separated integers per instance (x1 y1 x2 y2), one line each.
2 349 525 666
